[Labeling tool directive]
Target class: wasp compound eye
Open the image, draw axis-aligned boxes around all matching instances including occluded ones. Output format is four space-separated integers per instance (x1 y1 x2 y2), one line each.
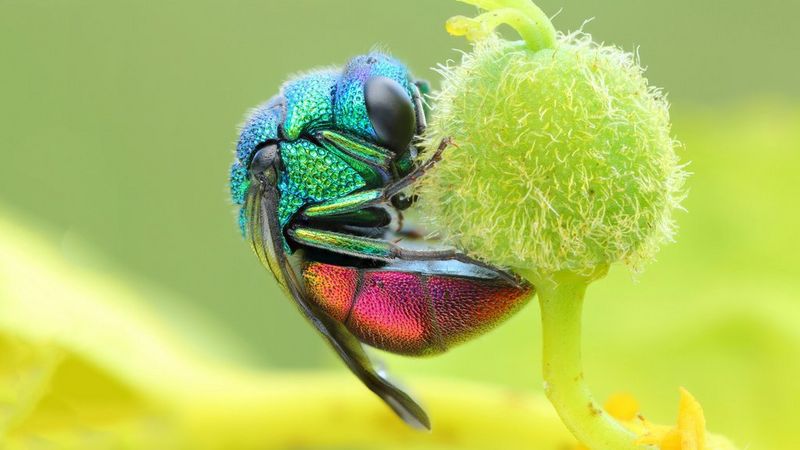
249 143 279 185
364 76 415 153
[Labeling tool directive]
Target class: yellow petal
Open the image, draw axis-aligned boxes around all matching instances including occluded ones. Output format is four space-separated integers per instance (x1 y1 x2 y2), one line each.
677 387 706 450
624 389 740 450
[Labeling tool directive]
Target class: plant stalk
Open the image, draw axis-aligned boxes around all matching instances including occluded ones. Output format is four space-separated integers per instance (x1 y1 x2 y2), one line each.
448 0 557 51
524 269 654 450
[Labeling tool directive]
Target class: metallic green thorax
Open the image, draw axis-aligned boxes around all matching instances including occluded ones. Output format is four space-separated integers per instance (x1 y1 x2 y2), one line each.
277 139 366 228
230 53 420 239
276 69 368 229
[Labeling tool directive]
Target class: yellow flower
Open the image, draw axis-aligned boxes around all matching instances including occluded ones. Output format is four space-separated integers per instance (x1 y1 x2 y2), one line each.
604 390 738 450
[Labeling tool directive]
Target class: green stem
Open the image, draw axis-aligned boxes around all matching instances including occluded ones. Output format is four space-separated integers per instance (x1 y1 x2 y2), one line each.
525 269 654 450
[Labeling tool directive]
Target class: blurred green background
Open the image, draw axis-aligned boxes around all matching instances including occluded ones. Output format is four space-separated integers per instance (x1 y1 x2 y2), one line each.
1 1 798 448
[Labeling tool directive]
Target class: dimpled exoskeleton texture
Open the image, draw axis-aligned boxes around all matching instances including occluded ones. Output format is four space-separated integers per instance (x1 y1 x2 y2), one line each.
302 261 533 356
229 53 416 238
417 33 686 274
277 139 364 228
283 70 337 140
235 100 283 163
230 100 282 205
230 100 284 234
229 161 249 206
334 54 416 142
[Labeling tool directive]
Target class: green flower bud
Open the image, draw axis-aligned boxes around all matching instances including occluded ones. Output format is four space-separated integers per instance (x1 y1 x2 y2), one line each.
418 5 686 276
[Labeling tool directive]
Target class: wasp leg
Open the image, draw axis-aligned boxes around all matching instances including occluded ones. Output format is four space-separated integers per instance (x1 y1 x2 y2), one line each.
383 136 451 198
288 226 522 286
317 130 395 168
302 138 452 220
304 189 385 218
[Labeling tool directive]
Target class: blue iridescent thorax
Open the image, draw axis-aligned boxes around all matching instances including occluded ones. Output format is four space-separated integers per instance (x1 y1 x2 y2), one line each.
229 53 417 237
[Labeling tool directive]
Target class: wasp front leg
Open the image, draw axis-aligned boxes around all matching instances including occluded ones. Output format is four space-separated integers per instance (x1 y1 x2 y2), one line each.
384 136 451 200
302 137 452 221
303 189 387 219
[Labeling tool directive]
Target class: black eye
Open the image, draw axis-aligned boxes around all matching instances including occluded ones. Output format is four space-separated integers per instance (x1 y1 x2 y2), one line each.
364 76 416 152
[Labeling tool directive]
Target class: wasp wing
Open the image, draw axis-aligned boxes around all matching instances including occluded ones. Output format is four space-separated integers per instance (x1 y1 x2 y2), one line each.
244 182 430 430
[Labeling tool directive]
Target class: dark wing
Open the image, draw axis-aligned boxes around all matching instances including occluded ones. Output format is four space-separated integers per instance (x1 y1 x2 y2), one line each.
244 182 431 430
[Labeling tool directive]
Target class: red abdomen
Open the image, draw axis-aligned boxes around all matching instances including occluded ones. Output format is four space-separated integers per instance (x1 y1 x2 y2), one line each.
302 261 533 356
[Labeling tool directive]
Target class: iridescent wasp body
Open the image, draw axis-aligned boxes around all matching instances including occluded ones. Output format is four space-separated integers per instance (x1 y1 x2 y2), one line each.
229 53 533 429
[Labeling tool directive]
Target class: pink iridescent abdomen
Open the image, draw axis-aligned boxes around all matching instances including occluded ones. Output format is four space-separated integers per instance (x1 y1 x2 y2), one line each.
302 261 533 356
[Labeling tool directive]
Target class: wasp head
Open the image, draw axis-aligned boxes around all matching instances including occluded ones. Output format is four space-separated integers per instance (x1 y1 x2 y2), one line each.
334 53 427 154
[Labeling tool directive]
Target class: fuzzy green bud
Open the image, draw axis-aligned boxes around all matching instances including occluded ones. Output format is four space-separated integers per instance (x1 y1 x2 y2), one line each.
417 2 686 276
